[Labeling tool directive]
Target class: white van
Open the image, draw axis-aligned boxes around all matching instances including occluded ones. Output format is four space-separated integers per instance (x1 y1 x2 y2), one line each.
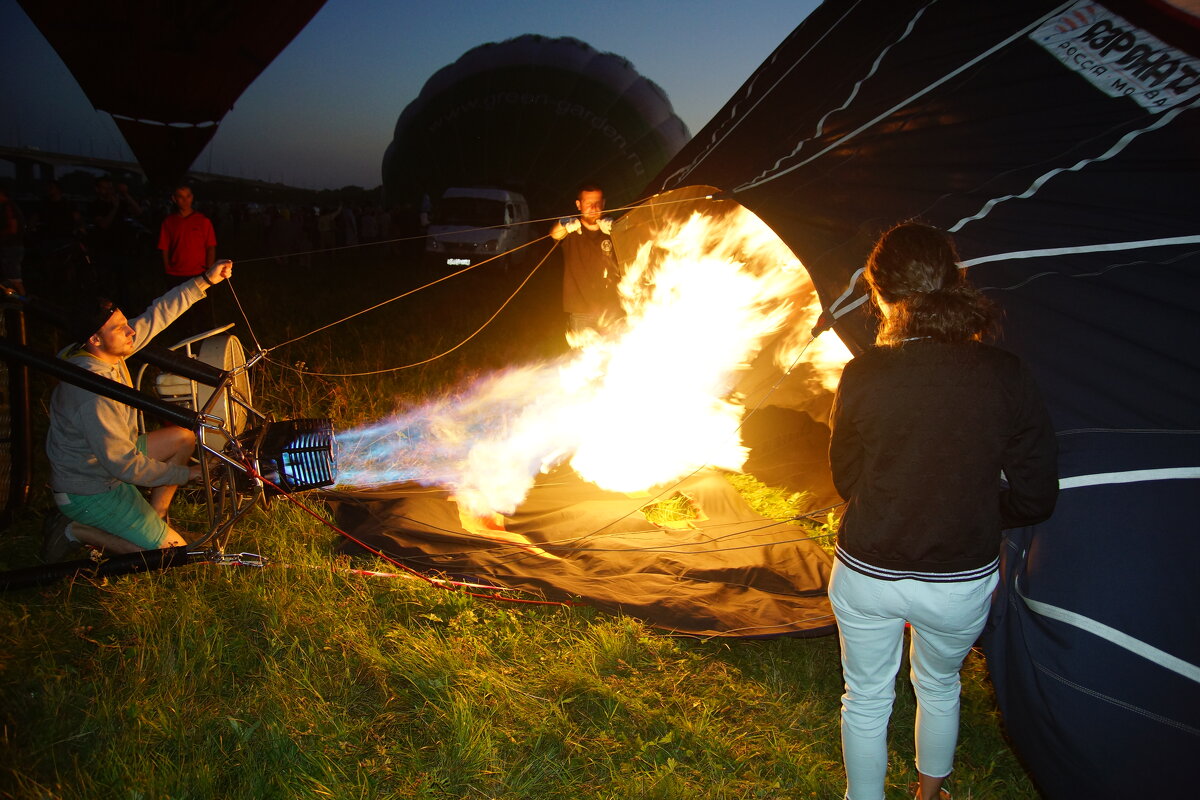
424 187 531 268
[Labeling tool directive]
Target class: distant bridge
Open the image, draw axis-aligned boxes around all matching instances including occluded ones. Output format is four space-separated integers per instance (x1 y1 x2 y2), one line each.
0 145 285 194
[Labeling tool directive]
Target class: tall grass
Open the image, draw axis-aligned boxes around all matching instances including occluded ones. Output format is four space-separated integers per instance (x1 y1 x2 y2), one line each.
0 234 1037 798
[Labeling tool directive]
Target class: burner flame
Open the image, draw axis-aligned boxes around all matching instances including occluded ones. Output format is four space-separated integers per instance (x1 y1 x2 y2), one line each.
337 206 851 516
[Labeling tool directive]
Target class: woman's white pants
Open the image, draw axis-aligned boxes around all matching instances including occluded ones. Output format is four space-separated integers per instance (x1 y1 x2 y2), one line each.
829 560 998 800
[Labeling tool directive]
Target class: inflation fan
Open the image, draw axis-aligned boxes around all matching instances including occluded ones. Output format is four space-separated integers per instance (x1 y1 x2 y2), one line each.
0 293 339 564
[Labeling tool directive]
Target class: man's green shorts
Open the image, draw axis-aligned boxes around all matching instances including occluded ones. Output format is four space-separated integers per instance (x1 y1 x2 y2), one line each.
55 436 169 549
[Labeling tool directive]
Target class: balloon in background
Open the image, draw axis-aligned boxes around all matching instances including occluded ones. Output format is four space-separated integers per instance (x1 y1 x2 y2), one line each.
17 0 327 187
383 35 691 219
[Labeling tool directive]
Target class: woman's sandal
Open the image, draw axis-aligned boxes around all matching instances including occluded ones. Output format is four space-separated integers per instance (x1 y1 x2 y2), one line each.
906 782 951 800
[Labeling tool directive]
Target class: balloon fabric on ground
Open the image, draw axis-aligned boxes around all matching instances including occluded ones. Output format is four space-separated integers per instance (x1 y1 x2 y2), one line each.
326 469 835 639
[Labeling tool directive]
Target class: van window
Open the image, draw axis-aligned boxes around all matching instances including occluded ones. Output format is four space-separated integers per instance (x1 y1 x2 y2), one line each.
435 197 505 227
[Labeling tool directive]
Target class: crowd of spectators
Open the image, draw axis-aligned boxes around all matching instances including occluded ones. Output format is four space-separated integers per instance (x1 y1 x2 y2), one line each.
2 173 424 311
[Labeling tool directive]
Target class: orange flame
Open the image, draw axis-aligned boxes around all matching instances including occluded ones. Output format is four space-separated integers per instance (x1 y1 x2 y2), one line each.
337 205 852 517
564 209 820 490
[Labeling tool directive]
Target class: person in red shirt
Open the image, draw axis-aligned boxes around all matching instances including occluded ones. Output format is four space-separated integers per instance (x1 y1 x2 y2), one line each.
157 185 217 336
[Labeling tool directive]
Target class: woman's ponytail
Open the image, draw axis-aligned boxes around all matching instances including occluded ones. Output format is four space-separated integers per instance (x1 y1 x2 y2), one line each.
866 223 997 345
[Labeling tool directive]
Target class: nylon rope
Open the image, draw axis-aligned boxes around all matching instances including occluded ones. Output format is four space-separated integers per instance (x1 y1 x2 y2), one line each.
221 192 707 364
659 0 864 191
223 277 263 352
213 196 842 567
265 237 559 377
264 233 552 354
239 459 580 608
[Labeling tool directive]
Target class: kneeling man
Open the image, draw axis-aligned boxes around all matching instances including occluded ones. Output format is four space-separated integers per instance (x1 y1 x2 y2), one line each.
42 259 234 560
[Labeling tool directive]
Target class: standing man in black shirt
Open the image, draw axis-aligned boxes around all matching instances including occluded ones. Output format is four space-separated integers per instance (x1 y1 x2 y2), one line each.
550 184 620 340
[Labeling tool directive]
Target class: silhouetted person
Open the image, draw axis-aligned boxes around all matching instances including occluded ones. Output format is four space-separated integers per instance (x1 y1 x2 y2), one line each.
0 182 26 295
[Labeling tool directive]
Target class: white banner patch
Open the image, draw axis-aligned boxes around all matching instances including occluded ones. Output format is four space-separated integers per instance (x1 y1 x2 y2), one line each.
1031 1 1200 112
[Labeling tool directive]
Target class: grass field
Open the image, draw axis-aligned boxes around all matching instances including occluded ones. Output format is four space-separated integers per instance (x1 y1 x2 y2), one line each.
0 231 1039 798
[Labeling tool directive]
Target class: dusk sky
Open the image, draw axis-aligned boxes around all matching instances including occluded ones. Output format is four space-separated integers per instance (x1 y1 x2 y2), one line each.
2 0 822 190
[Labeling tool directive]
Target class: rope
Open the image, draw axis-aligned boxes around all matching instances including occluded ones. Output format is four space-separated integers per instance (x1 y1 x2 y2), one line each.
263 236 559 377
229 190 715 269
264 233 554 354
322 485 837 569
223 277 264 352
240 460 579 608
232 232 435 266
216 193 841 559
223 189 720 361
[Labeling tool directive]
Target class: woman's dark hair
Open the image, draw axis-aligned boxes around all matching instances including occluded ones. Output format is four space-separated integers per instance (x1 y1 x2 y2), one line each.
865 222 997 345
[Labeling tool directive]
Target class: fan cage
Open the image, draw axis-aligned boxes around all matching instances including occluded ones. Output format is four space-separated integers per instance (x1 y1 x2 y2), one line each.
243 418 337 493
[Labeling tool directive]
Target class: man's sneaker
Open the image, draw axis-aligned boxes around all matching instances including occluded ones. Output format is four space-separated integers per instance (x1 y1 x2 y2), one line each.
40 513 79 563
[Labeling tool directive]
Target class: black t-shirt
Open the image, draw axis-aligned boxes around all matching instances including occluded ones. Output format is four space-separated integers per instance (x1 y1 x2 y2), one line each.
561 226 619 316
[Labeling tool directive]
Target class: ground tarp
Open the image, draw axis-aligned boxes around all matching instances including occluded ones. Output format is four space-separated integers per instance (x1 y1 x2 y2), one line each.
323 469 834 639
